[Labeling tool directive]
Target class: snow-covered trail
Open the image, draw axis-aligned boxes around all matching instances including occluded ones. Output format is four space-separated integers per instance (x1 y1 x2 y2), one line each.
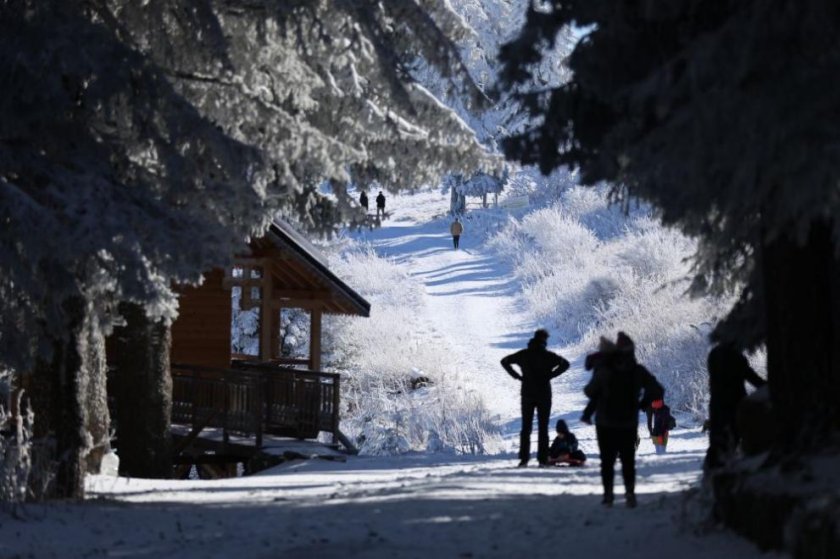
7 454 771 559
0 191 780 558
357 189 714 486
357 191 628 457
359 191 533 431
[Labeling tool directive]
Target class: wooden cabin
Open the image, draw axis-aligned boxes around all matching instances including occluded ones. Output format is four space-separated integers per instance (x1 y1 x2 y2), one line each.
169 220 369 457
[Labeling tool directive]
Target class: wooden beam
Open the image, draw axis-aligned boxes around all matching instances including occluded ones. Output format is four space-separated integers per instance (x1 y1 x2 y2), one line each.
272 288 331 299
268 300 326 311
309 309 322 371
269 307 280 361
270 259 315 288
259 271 274 361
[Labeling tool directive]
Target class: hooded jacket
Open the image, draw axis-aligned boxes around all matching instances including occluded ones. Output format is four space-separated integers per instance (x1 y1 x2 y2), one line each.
583 350 663 429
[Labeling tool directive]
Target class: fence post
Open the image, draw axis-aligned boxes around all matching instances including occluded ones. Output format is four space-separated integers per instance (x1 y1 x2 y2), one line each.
332 375 340 444
255 373 264 449
222 376 230 445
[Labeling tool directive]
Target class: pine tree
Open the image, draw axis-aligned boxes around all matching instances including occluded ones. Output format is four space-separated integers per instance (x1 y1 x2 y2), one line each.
499 1 840 448
0 1 493 497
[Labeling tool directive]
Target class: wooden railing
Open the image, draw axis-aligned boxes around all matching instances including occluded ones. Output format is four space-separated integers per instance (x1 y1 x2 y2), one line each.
171 363 340 449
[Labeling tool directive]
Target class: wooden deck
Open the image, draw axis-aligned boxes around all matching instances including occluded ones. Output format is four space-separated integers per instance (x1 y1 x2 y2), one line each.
171 362 352 455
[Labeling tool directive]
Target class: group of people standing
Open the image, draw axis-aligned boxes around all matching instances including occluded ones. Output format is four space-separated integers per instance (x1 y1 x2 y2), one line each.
502 329 758 508
359 190 387 219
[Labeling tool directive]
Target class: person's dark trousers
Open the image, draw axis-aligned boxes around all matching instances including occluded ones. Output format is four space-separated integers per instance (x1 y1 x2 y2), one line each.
520 396 551 464
453 235 460 249
703 413 737 471
596 425 637 498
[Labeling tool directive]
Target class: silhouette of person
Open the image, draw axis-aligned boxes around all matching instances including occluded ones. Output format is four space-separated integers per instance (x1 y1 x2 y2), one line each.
547 419 587 466
359 190 369 212
501 329 570 467
703 342 766 472
450 217 463 249
375 191 386 219
584 332 663 508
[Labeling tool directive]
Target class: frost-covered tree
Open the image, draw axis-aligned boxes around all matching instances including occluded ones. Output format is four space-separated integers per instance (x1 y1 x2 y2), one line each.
499 2 840 449
444 170 507 213
0 0 492 496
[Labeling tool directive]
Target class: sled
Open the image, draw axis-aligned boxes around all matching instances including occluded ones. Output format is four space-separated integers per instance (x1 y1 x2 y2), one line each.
547 456 587 467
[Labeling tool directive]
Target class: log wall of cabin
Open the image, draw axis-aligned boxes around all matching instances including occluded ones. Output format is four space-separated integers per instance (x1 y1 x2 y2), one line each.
170 269 232 369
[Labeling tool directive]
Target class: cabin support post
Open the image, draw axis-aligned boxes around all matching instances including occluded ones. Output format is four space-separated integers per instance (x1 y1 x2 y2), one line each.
309 309 322 371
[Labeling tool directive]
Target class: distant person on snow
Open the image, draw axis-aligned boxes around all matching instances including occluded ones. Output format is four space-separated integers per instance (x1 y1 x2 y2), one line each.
646 398 675 455
450 217 464 249
547 419 587 466
703 342 766 472
501 329 570 467
376 191 386 219
584 331 663 508
359 190 369 213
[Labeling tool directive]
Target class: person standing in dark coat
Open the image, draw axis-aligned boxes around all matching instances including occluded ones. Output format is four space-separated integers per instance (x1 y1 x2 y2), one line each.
703 342 766 472
375 191 386 219
501 329 570 467
584 332 663 508
359 191 369 212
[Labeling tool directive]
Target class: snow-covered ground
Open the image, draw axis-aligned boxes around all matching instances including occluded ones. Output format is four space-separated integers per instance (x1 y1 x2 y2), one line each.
0 190 780 558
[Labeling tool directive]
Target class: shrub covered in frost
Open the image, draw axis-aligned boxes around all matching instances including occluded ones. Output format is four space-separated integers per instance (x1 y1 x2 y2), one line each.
488 186 764 418
323 247 502 455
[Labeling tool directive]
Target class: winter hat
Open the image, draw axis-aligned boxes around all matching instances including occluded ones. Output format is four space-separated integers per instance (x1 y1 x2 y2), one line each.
555 419 570 434
598 336 616 353
616 331 635 353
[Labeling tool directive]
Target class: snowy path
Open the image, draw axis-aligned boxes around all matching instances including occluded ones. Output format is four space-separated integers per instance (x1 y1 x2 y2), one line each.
360 191 531 429
7 455 770 559
0 191 781 558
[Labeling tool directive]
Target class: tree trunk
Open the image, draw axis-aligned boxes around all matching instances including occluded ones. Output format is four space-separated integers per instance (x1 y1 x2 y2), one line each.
51 297 90 499
108 302 172 478
762 220 840 448
82 304 110 475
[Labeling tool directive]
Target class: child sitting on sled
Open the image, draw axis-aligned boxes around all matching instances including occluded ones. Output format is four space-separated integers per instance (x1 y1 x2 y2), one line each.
547 419 587 466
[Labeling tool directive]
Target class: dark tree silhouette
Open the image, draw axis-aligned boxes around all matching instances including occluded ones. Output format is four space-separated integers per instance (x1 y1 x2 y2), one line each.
1 0 491 498
499 1 840 449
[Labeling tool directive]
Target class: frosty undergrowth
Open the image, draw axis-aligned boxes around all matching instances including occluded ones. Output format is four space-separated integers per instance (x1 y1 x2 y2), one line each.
323 246 502 456
487 185 765 418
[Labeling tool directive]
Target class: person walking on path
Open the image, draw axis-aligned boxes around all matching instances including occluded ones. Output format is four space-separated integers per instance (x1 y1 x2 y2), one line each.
584 332 663 508
501 329 570 467
359 190 369 213
450 217 464 249
376 191 386 219
703 342 766 472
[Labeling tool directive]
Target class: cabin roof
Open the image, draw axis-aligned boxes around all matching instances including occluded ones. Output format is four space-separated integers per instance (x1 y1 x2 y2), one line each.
255 220 371 317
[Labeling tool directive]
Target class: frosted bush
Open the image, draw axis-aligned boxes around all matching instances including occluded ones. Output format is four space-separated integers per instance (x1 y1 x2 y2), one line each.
488 187 747 415
323 246 502 455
